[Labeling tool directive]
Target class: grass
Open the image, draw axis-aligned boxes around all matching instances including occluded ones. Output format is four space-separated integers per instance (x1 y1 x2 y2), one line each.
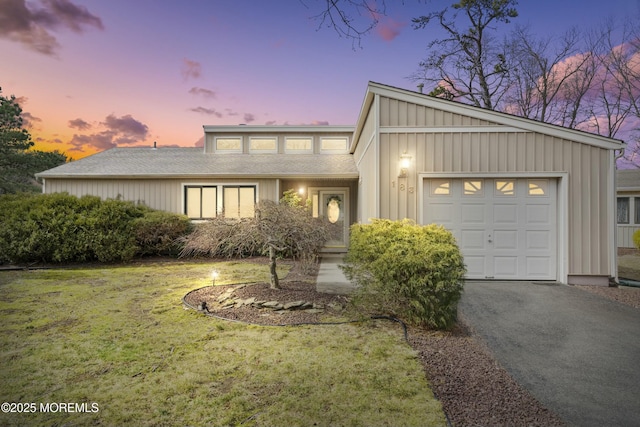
0 260 445 427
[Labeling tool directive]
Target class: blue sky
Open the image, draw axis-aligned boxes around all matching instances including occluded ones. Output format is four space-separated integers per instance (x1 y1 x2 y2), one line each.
1 0 639 158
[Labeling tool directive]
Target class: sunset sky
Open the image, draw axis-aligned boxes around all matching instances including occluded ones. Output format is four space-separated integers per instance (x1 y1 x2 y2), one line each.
2 0 639 160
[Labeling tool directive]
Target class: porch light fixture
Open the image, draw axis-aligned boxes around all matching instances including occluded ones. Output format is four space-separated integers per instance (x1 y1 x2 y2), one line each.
398 154 412 178
211 270 219 286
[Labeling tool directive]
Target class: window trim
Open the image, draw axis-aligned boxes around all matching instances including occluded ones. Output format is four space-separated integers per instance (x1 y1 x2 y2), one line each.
214 136 243 153
617 197 630 224
319 137 349 153
284 136 314 153
249 137 278 154
184 185 218 220
182 183 259 220
222 185 257 218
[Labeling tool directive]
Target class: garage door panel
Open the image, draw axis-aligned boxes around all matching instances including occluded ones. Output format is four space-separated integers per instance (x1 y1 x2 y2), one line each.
493 204 518 224
526 230 551 250
465 256 486 277
493 257 518 276
424 177 557 280
461 203 486 223
526 257 553 277
526 204 551 224
494 230 518 249
460 229 486 249
429 203 455 225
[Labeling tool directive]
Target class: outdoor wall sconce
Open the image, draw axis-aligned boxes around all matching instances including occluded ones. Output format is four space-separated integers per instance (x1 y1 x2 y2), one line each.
211 270 219 286
398 153 412 178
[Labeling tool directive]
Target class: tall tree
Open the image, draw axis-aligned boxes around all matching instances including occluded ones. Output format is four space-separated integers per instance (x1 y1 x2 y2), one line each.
0 88 68 193
412 0 518 110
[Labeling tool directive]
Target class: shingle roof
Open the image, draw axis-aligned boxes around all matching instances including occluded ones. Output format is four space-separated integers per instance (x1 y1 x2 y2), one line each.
36 147 359 179
617 169 640 190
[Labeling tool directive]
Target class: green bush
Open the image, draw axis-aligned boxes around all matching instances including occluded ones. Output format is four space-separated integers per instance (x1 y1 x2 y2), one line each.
0 193 191 264
133 210 193 256
341 219 466 330
634 229 640 250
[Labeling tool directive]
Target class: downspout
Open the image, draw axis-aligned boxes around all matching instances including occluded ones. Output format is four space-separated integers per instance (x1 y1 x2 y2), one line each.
612 147 625 284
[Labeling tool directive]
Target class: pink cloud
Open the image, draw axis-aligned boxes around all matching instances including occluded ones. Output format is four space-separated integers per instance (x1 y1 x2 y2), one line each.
0 0 103 56
181 58 202 80
67 113 149 152
188 87 216 98
375 16 406 41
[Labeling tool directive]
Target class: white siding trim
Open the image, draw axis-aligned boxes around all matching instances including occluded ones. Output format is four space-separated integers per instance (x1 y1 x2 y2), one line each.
374 93 380 218
379 126 529 134
609 151 618 280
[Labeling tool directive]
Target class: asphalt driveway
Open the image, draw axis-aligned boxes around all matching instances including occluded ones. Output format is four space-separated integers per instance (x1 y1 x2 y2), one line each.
459 281 640 427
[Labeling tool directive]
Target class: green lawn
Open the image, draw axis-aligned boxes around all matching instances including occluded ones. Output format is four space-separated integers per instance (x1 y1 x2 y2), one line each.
0 260 445 427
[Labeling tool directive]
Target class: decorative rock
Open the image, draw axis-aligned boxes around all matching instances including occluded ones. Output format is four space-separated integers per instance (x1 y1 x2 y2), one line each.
283 301 306 310
328 302 343 311
303 308 324 314
261 301 283 310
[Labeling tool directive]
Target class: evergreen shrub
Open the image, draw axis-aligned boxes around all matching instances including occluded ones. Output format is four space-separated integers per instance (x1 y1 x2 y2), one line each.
634 229 640 250
0 193 191 264
341 219 466 330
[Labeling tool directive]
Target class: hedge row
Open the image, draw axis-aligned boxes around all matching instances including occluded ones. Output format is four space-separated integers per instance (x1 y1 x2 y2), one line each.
0 193 192 264
341 219 466 330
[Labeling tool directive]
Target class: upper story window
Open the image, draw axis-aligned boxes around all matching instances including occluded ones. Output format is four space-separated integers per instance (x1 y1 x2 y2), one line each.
285 137 313 153
215 137 242 153
320 137 349 153
249 137 277 153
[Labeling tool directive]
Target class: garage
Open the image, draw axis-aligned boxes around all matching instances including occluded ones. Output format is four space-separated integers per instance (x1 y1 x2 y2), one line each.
423 178 557 280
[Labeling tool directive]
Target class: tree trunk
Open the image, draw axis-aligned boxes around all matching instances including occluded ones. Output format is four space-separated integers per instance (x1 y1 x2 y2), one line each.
269 246 280 289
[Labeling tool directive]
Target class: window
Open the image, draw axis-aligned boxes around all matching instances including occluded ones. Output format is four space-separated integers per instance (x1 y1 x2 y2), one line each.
185 186 217 219
320 137 348 152
431 180 450 195
618 197 630 224
528 180 548 196
463 180 483 195
223 186 256 218
285 137 313 152
636 198 640 224
215 137 242 152
495 180 515 196
249 137 277 153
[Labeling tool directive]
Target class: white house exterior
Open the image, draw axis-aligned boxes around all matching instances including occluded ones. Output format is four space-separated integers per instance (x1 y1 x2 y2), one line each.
617 169 640 248
37 81 624 285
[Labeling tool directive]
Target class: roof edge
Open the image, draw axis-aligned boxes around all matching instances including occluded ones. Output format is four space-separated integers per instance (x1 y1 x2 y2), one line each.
358 81 624 151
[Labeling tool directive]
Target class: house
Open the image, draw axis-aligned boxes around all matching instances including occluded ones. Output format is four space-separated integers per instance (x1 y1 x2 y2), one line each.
617 169 640 249
37 81 624 285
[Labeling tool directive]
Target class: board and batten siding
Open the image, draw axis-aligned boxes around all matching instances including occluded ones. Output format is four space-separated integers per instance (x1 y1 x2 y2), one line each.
367 94 616 280
353 97 378 222
44 178 279 214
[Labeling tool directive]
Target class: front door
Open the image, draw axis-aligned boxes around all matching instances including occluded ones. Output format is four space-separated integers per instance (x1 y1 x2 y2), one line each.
312 188 349 251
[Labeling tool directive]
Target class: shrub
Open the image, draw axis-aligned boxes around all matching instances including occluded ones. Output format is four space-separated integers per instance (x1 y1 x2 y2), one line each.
0 193 191 264
132 210 193 256
178 216 264 259
341 219 466 330
634 229 640 250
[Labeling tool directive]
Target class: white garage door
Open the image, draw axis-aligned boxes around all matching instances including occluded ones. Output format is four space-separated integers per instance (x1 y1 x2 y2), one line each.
423 178 557 280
